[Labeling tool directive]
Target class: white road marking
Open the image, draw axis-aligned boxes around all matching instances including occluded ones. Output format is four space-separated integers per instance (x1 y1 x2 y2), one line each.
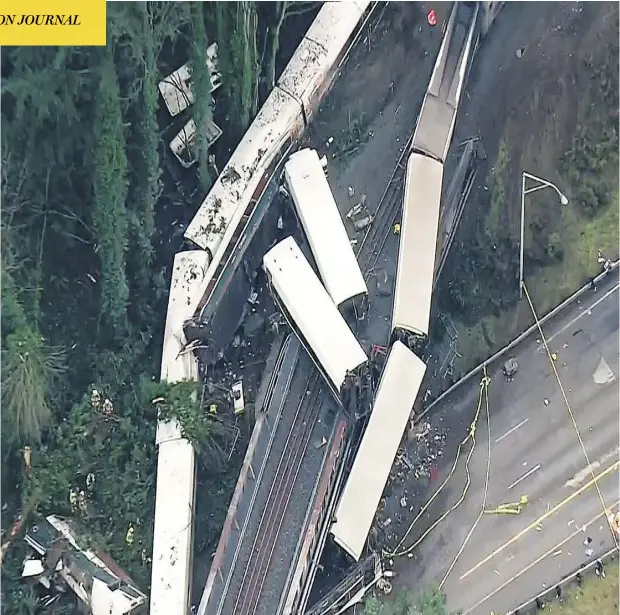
543 283 619 347
565 447 620 489
507 463 541 490
495 418 529 444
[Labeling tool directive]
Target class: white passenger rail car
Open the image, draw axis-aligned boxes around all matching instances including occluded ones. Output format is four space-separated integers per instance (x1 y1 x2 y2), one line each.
331 341 427 561
391 152 444 351
284 148 367 316
184 0 374 261
263 237 370 418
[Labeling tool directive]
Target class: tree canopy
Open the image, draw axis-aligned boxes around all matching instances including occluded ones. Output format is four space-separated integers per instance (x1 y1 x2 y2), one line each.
1 2 318 611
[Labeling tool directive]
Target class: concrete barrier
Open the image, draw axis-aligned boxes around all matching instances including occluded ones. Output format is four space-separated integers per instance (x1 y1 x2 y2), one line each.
507 546 618 614
424 261 619 416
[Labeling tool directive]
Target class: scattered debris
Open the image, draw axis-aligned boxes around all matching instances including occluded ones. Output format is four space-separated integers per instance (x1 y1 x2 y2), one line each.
315 436 328 450
158 42 222 117
232 381 245 415
502 357 518 382
169 117 223 169
376 577 392 594
346 202 364 220
22 515 146 614
353 214 374 232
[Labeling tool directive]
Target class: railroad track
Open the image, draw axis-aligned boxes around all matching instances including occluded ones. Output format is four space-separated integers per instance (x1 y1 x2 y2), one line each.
357 134 413 273
232 373 323 615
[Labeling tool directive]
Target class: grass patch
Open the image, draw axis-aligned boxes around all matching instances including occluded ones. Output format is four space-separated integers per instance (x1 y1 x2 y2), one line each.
544 561 619 615
446 190 618 376
528 191 619 314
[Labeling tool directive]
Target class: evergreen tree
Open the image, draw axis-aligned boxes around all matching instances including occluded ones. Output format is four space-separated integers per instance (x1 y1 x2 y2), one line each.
92 52 130 333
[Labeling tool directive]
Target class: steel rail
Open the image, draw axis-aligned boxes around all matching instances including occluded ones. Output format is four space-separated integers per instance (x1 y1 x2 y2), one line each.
232 373 321 615
244 387 323 615
357 135 414 273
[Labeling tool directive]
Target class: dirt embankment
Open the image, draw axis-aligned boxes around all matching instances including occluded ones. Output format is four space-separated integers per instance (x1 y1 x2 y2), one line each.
434 2 619 375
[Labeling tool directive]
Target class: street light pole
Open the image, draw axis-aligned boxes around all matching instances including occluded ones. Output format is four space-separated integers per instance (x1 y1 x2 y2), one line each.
519 171 569 298
519 173 526 299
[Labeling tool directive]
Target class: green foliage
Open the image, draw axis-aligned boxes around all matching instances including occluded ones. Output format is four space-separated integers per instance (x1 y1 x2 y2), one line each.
151 380 231 467
363 594 384 615
1 547 41 615
92 52 130 333
2 327 65 444
130 4 162 275
110 2 167 283
1 264 28 337
213 2 260 139
23 382 158 587
362 588 452 615
413 587 451 615
151 380 204 444
561 35 618 219
0 1 315 605
561 122 618 218
190 2 214 192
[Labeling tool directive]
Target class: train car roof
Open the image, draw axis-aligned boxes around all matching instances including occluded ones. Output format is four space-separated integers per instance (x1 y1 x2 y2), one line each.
263 236 367 392
150 437 196 615
392 152 443 338
184 87 303 256
331 341 426 561
284 148 367 308
278 0 371 115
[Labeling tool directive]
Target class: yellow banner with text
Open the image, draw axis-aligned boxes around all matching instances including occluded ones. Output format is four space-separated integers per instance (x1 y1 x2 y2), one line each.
0 1 106 46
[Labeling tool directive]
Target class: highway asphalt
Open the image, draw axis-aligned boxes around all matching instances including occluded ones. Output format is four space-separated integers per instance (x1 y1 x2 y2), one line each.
387 273 619 615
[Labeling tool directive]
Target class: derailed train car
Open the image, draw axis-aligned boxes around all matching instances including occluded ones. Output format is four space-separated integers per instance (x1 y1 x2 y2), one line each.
263 237 371 419
331 340 427 561
332 0 483 570
391 152 444 352
284 148 368 318
392 0 478 354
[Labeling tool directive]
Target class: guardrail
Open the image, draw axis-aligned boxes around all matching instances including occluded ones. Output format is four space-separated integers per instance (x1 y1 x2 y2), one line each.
423 260 619 416
506 546 618 614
